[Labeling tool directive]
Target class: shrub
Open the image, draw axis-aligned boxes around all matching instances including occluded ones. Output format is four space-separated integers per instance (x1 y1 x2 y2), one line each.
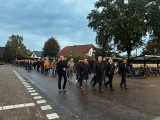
0 62 4 65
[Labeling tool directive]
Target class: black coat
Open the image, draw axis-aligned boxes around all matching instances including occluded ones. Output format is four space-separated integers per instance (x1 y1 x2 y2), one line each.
76 62 83 72
89 60 95 71
36 61 41 66
28 61 32 66
105 63 115 76
118 62 129 76
103 61 108 71
41 61 44 68
78 63 91 80
93 61 104 82
56 60 67 74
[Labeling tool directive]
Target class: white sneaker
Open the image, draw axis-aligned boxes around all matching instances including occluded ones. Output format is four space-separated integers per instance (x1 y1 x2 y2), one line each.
75 80 77 83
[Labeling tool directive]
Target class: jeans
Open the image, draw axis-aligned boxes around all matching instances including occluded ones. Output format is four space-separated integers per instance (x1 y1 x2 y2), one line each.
58 74 67 90
45 69 48 74
37 65 40 71
120 75 126 87
82 80 87 91
90 73 94 84
105 74 113 88
67 70 73 79
93 81 102 90
41 67 44 73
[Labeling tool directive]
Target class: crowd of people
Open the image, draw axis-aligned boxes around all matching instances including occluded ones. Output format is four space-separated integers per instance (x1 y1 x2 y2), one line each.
12 56 130 95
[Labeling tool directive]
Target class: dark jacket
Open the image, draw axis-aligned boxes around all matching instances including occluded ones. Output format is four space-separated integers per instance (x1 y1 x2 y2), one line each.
78 62 91 80
93 61 104 82
76 62 83 72
28 61 32 66
57 60 67 74
41 61 44 68
89 60 95 71
119 62 129 76
24 61 28 67
36 61 41 66
103 61 108 71
33 61 36 67
105 63 115 76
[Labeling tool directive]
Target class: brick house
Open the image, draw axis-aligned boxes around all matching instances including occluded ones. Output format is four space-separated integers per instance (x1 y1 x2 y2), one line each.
58 44 95 57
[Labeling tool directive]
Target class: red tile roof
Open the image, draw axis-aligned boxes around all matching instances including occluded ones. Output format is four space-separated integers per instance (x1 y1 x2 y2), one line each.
58 44 95 57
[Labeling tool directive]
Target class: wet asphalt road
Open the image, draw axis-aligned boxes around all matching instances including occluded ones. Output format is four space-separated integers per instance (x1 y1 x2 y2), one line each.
1 65 160 120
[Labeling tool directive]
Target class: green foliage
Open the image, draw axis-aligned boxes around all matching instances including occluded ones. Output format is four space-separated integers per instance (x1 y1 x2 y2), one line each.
3 41 14 62
43 37 60 57
141 39 160 55
65 53 92 65
87 0 149 58
8 34 26 58
0 62 4 65
16 49 23 60
24 50 32 58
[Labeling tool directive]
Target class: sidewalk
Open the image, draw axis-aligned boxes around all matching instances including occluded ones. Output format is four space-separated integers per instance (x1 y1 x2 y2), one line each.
0 69 59 120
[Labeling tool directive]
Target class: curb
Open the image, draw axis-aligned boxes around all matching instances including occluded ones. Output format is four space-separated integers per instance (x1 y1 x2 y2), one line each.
13 70 59 120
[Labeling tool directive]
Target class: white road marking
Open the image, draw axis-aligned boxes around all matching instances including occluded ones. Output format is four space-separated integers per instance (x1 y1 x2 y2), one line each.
0 103 35 110
3 105 14 110
34 96 42 99
25 103 35 107
41 105 52 110
31 93 38 95
14 104 25 108
46 113 59 119
29 90 36 92
37 100 46 104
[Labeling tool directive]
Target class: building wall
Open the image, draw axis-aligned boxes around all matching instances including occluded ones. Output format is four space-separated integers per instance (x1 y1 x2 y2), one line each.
88 48 94 57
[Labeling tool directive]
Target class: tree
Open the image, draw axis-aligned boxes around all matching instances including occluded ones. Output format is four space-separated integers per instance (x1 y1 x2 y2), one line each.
146 0 160 54
43 37 60 59
24 49 32 58
8 34 26 59
3 41 14 62
141 39 160 55
87 0 149 64
16 49 23 60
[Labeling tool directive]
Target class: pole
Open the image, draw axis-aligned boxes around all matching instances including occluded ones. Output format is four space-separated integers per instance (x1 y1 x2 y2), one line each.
16 50 17 60
136 49 137 57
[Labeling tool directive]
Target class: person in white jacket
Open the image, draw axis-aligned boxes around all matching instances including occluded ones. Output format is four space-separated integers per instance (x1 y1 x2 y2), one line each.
67 59 75 81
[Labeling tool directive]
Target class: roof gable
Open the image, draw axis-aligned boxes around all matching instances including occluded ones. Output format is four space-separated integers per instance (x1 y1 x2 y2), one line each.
32 51 42 57
58 44 95 56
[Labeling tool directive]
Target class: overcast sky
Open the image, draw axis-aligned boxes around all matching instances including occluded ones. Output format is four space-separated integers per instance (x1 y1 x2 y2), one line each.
0 0 143 56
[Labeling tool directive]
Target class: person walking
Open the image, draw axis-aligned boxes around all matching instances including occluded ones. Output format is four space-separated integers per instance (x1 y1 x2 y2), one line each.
28 60 32 70
44 60 50 75
78 58 92 94
75 60 81 83
24 60 28 70
119 58 130 89
89 57 96 84
33 60 36 70
92 56 104 92
57 56 67 92
36 59 40 72
103 57 107 83
76 58 84 88
41 59 45 73
104 59 115 91
67 59 75 81
51 60 57 75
